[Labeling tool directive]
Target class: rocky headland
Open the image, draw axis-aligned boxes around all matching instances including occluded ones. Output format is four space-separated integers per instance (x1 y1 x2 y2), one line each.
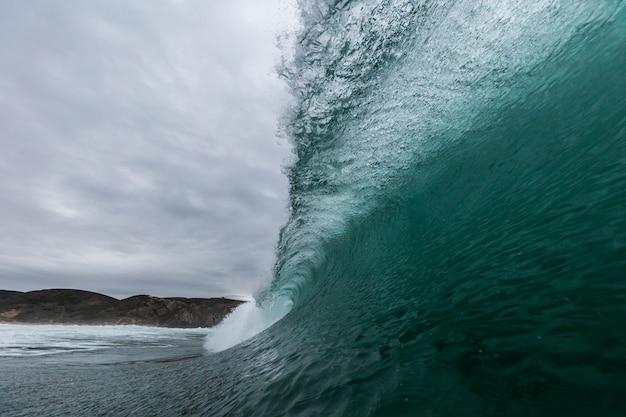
0 289 244 328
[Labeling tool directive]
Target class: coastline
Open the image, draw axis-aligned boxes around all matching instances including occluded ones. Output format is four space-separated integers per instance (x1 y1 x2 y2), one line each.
0 289 244 328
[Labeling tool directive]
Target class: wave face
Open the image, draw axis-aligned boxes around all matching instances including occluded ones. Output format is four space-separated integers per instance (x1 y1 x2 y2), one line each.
210 1 626 416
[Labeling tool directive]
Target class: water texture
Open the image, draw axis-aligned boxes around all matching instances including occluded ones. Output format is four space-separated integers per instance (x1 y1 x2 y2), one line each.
2 1 626 416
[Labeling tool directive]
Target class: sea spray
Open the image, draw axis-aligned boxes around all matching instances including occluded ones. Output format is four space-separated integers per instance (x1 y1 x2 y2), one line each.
204 295 293 352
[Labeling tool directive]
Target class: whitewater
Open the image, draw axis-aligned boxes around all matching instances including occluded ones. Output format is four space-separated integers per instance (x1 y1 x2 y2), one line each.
0 324 209 360
2 0 626 416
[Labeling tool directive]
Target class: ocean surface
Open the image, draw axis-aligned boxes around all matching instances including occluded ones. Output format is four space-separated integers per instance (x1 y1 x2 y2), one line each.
3 0 626 415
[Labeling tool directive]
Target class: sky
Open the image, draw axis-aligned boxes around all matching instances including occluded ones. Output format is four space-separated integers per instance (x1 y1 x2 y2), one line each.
0 0 300 300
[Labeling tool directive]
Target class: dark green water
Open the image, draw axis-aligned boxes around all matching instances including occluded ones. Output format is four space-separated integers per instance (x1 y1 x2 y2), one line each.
3 1 626 416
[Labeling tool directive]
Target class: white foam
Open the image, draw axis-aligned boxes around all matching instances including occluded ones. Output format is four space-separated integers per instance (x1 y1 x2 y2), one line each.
204 297 292 353
0 324 208 357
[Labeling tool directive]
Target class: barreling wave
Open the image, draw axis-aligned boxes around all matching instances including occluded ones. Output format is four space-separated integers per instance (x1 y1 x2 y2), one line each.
269 0 625 310
205 1 626 416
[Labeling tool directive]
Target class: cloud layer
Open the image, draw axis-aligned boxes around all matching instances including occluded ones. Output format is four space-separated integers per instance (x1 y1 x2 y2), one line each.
0 0 299 299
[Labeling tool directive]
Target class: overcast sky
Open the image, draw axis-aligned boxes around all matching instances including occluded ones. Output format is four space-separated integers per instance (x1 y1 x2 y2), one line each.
0 0 300 299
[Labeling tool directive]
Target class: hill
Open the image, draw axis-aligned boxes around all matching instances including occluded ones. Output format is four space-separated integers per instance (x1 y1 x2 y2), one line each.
0 289 244 328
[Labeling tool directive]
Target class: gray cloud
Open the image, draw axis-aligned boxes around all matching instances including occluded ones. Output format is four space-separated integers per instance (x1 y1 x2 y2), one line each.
0 0 300 299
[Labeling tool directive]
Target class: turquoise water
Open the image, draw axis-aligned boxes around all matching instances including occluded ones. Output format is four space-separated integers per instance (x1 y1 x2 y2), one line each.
3 1 626 415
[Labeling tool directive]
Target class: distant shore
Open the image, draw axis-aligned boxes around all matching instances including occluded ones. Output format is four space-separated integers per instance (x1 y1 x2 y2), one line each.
0 289 244 328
